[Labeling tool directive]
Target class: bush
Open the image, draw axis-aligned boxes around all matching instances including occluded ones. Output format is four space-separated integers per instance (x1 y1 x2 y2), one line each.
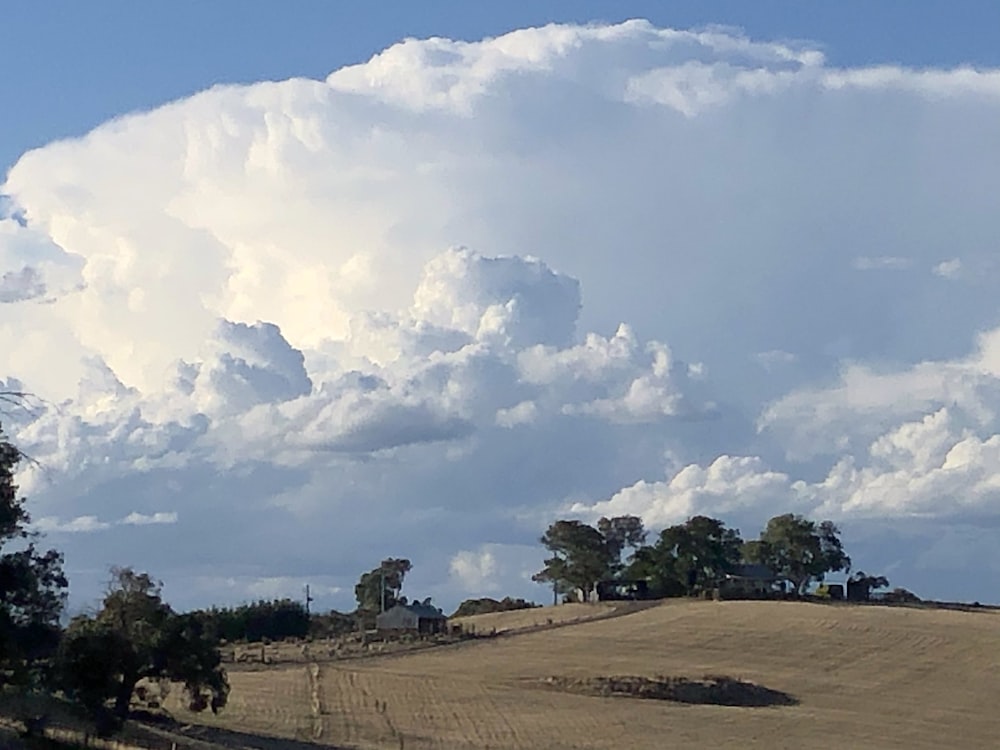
881 587 921 604
451 597 539 618
309 610 358 639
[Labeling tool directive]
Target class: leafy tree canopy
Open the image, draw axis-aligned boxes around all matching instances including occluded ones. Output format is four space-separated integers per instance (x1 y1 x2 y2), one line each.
745 514 851 595
597 515 647 571
533 520 609 601
355 558 412 613
57 567 228 735
627 515 742 595
451 597 538 618
195 599 309 643
0 422 67 692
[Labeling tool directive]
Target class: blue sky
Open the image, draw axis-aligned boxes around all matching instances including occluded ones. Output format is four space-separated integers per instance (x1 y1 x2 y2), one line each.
5 1 1000 175
4 4 1000 611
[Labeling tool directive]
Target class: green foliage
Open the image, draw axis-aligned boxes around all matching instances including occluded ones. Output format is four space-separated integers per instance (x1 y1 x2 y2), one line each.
55 620 131 734
0 423 67 693
308 609 357 639
626 516 742 596
195 599 310 643
747 514 851 595
451 597 539 618
882 587 921 604
533 516 646 601
57 567 228 735
597 515 647 573
355 558 411 613
533 520 614 601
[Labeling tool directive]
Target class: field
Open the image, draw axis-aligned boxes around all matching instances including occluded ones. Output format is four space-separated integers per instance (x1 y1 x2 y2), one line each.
161 599 1000 749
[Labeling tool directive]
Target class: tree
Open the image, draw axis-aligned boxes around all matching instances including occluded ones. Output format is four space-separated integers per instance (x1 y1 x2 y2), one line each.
0 422 67 693
533 520 614 602
847 571 889 601
628 516 742 596
57 567 228 734
354 558 412 613
196 599 310 643
597 515 647 574
747 514 851 595
451 597 538 618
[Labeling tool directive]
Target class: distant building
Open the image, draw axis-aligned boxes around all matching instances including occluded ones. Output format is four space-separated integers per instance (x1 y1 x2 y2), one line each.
718 564 780 599
596 580 650 601
375 601 448 635
826 583 845 600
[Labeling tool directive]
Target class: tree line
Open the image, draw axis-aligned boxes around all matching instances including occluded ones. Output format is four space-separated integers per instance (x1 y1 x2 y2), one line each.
533 512 876 601
0 420 229 737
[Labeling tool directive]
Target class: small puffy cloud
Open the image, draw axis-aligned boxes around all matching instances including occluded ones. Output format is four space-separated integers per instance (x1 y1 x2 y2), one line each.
496 400 537 428
449 547 499 593
933 258 963 280
33 511 178 534
448 543 542 597
34 515 111 534
121 511 178 526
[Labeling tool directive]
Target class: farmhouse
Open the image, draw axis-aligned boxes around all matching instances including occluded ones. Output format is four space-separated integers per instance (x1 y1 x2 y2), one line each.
376 601 448 635
718 563 780 599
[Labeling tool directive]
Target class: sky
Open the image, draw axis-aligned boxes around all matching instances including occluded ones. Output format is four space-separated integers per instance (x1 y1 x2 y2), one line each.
3 3 1000 613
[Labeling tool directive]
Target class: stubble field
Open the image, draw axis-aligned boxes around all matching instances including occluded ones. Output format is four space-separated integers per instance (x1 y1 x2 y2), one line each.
169 600 1000 749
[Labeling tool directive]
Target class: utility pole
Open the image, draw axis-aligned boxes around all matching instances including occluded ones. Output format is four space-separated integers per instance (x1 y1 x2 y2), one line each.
304 584 313 616
380 568 386 613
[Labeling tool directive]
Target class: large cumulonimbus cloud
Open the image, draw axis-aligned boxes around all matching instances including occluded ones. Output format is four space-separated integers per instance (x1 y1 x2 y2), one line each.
2 20 1000 609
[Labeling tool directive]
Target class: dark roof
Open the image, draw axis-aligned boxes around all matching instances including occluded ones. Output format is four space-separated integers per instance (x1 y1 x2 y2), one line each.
403 602 447 620
727 563 778 580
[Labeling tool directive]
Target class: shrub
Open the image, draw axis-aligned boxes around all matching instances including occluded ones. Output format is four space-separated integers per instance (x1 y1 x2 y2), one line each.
451 597 539 618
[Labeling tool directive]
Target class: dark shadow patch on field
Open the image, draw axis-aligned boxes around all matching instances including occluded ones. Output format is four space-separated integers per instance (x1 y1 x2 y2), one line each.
534 674 799 708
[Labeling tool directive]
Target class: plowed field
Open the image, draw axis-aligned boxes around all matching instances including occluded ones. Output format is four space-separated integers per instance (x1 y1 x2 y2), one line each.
170 600 1000 749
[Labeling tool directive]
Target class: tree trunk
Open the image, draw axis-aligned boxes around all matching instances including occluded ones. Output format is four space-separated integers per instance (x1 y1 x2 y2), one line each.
114 672 138 722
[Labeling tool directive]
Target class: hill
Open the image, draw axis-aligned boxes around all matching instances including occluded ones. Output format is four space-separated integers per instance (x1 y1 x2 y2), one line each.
165 599 1000 749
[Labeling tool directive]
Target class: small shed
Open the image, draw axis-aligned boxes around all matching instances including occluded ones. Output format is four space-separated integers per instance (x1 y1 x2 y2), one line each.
375 601 448 635
718 564 780 599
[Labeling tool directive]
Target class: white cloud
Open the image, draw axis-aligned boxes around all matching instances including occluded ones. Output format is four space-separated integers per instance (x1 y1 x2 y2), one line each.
3 20 1000 609
933 258 963 280
573 455 798 528
449 547 499 593
33 511 178 533
447 543 542 598
121 511 178 526
495 400 537 428
34 515 111 534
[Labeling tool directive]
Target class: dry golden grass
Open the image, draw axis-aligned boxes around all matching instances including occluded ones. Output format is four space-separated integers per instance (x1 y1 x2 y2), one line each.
451 601 622 634
170 600 1000 749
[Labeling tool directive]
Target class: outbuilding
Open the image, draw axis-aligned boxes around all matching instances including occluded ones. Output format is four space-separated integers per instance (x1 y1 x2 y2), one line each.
718 564 780 599
375 601 448 635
